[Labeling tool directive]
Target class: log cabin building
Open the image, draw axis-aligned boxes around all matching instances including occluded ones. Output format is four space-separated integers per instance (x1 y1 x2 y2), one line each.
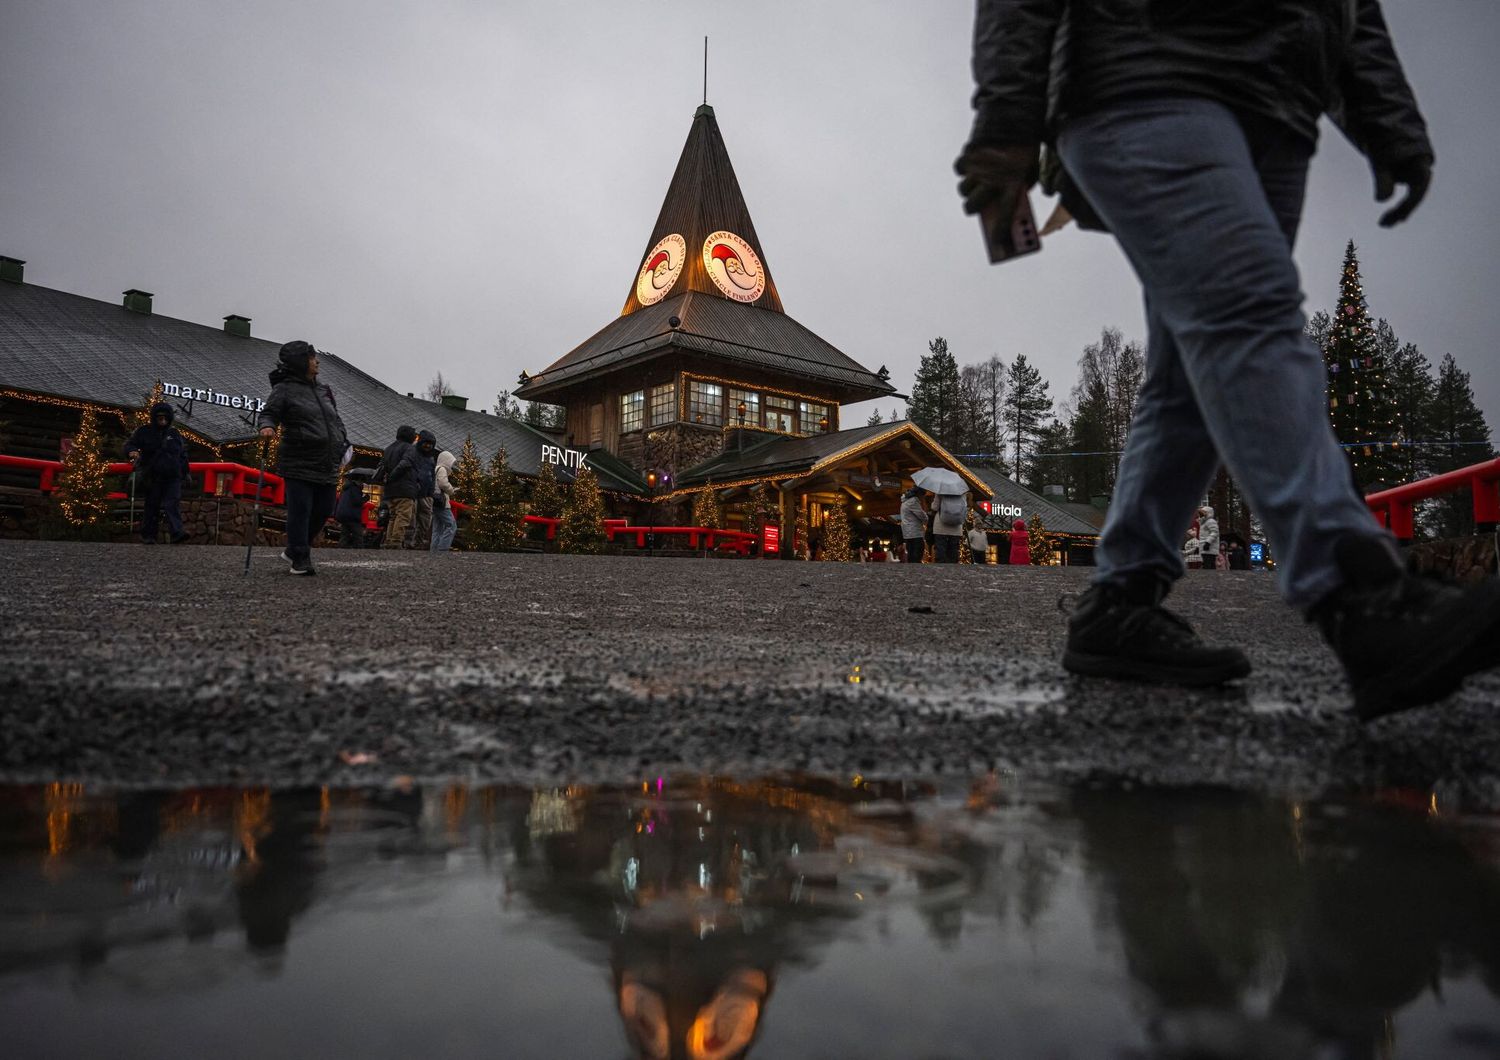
516 105 990 549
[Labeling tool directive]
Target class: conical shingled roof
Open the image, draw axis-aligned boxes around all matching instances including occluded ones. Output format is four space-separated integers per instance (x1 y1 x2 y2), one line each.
621 104 784 316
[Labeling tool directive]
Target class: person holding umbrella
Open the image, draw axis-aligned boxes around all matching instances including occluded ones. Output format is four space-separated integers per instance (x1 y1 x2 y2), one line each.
913 468 968 564
256 340 350 576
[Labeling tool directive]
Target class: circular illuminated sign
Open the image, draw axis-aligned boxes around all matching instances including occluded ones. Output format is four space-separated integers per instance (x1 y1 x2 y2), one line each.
702 230 765 303
635 234 687 307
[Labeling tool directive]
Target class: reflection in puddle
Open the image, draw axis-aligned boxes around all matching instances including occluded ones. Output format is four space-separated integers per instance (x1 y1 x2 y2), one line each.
1 776 1499 1058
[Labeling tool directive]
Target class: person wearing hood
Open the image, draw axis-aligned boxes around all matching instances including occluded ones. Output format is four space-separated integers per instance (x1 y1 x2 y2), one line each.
967 513 991 564
430 449 458 552
1008 518 1030 566
124 401 191 544
335 475 367 549
1196 505 1221 571
373 425 418 550
899 486 927 564
256 340 350 575
405 429 438 549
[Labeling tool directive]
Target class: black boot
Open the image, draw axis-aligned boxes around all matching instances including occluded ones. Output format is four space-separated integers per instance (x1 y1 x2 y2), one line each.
1311 534 1500 720
1063 573 1251 686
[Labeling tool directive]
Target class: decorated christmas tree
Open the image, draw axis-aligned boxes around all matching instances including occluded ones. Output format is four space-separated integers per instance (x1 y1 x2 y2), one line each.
469 447 522 551
821 502 852 562
1027 512 1051 566
558 467 606 554
451 435 483 506
130 380 166 431
530 462 566 519
57 409 112 527
958 510 975 564
1323 242 1400 490
691 486 722 530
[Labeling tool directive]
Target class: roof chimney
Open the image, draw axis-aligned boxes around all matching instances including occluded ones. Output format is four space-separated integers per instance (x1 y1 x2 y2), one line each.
223 314 251 337
0 257 24 283
439 394 468 411
122 289 154 314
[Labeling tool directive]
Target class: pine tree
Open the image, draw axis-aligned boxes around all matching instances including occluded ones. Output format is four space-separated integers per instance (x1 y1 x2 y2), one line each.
907 337 963 450
866 408 885 427
530 462 566 519
1027 512 1051 566
1005 354 1054 481
130 380 166 432
451 436 483 505
1379 322 1435 489
1323 241 1400 491
1029 420 1073 495
691 486 722 530
469 447 522 551
1428 353 1495 537
558 467 606 554
57 409 112 526
822 503 852 562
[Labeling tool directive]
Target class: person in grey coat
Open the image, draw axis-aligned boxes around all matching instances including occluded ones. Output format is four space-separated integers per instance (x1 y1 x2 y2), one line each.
899 487 927 564
256 340 350 575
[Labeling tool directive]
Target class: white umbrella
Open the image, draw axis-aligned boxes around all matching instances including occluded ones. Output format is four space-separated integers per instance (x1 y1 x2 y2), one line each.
911 467 967 495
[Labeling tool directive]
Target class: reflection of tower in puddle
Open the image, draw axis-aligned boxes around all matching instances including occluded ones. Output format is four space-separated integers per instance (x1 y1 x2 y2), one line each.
511 775 967 1060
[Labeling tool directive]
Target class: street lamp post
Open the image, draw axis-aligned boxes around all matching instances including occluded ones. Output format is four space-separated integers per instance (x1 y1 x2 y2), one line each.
646 469 659 558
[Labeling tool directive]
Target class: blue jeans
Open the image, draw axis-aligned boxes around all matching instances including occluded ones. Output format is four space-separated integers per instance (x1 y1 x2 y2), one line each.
283 479 336 563
430 503 457 552
1057 98 1380 610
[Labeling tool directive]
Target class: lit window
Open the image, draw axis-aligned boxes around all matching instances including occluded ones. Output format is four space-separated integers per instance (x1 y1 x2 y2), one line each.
764 394 795 433
650 383 676 426
621 390 644 433
688 381 724 426
800 402 828 435
728 388 759 426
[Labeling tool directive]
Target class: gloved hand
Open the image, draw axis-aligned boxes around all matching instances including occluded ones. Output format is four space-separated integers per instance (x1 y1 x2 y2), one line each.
1373 157 1431 227
955 142 1040 219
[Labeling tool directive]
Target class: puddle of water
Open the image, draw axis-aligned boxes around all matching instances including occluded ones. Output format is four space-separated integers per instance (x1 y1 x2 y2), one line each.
2 777 1498 1059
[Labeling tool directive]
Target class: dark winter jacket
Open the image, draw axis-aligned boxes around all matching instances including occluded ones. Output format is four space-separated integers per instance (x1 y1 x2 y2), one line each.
124 402 191 483
373 426 420 499
255 367 350 485
411 431 437 499
970 0 1433 167
335 479 366 524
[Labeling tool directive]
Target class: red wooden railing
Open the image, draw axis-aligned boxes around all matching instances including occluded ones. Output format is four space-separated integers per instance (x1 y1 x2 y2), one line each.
1366 457 1500 541
3 454 769 554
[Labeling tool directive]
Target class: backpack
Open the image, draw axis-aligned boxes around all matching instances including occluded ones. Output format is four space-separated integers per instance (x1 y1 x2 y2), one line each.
938 494 967 523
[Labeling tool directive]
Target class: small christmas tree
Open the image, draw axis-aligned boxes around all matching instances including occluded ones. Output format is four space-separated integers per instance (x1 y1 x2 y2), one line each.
1027 512 1051 566
130 380 166 432
469 447 522 551
451 435 483 506
958 510 974 564
822 503 852 562
558 467 606 554
57 409 112 526
1324 241 1400 491
691 486 722 530
530 462 566 519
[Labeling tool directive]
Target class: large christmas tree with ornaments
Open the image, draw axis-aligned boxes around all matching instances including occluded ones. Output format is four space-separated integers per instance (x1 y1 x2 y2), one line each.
1323 241 1400 491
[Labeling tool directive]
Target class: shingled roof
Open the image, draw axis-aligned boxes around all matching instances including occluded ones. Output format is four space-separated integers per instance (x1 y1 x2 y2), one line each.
517 105 894 405
0 276 644 493
965 463 1102 537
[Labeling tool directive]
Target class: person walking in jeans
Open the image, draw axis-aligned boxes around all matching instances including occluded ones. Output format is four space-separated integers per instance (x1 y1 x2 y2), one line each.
958 1 1500 718
257 341 350 575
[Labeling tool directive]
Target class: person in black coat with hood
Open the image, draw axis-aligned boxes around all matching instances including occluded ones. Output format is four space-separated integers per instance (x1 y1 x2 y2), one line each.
124 401 191 544
373 425 419 550
256 340 350 575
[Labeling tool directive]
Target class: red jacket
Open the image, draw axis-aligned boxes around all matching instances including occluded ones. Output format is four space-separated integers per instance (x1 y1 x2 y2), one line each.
1008 519 1030 565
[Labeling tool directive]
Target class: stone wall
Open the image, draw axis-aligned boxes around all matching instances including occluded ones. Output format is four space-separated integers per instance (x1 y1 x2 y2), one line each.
0 487 282 546
1408 534 1498 585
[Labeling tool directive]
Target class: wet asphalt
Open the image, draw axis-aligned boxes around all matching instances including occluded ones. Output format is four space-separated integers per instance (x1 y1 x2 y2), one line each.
1 540 1497 804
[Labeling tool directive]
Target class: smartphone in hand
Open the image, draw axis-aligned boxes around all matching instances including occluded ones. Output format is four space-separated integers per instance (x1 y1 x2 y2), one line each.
981 189 1041 264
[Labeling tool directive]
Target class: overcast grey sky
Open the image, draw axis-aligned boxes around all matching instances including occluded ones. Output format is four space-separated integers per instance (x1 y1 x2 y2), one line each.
4 1 1497 433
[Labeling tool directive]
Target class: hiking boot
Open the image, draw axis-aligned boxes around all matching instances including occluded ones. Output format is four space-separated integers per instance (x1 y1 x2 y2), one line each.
1062 576 1251 686
1312 535 1500 721
288 557 316 576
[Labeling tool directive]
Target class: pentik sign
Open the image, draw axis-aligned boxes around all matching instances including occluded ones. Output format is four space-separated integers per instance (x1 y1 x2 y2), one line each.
540 444 591 472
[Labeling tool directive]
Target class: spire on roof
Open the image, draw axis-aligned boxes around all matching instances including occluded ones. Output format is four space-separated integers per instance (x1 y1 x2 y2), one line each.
621 106 784 317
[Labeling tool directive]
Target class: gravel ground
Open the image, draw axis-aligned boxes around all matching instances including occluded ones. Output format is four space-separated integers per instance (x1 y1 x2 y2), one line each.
1 540 1497 804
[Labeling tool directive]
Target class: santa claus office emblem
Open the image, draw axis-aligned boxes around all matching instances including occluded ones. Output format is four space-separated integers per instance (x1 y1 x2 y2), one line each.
635 234 687 307
702 230 765 303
